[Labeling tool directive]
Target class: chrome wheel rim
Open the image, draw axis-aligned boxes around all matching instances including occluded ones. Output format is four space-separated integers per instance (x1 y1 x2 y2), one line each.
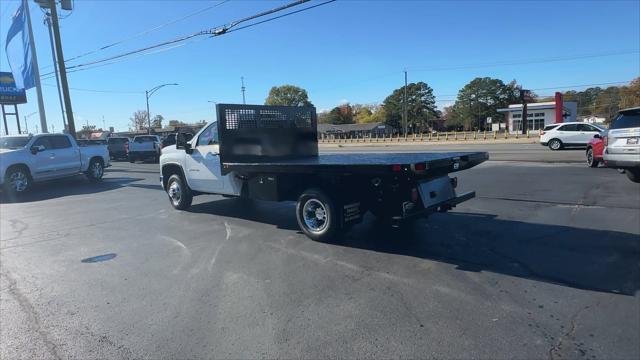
92 162 103 179
550 140 560 150
9 171 28 192
587 149 593 165
169 181 182 206
303 199 328 232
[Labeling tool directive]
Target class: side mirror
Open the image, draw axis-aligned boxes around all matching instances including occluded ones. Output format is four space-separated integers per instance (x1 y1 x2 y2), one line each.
176 132 193 154
594 134 601 139
30 145 44 155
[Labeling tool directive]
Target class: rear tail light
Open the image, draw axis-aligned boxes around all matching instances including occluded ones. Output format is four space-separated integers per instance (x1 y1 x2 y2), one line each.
414 162 426 171
411 188 419 202
540 131 545 135
391 164 402 172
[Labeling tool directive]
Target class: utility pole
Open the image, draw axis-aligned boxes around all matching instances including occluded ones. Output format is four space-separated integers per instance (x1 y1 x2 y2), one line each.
102 115 105 130
23 0 48 133
241 77 246 104
45 14 66 130
24 111 37 133
520 89 530 135
403 70 408 136
47 1 76 137
145 83 178 134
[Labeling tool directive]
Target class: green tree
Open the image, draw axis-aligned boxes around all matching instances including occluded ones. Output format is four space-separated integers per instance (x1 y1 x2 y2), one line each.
151 114 164 128
265 84 313 107
319 104 354 124
448 77 524 131
619 77 640 109
354 107 373 123
382 82 438 133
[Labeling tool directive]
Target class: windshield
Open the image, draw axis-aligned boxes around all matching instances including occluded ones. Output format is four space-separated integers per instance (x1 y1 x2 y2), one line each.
108 138 129 144
610 112 640 129
134 136 156 142
0 136 30 149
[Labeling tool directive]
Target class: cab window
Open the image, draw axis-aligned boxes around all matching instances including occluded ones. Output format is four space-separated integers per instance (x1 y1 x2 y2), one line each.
33 136 54 150
50 136 72 149
559 124 578 131
197 123 219 146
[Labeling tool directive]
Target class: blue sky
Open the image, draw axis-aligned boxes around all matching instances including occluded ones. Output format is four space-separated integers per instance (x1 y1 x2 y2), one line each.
1 0 639 133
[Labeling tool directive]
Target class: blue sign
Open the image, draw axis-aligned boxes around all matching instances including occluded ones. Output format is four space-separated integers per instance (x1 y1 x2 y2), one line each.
0 72 27 104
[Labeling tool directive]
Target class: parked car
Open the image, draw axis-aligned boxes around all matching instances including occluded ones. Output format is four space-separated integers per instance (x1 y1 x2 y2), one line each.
107 137 130 160
540 122 605 150
586 133 605 167
128 135 161 163
0 133 110 195
603 107 640 183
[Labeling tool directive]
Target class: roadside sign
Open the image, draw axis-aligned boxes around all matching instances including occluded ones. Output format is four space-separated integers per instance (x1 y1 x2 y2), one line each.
0 72 27 105
486 117 492 124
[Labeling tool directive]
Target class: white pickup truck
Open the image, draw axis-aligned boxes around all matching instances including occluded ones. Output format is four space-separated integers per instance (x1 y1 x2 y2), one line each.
0 133 110 195
128 135 161 163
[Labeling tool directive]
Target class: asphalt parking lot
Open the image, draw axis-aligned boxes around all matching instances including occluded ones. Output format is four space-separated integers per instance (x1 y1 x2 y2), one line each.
1 145 639 359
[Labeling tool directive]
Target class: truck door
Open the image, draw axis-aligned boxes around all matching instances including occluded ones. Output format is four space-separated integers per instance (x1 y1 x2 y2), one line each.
50 135 81 176
185 122 224 192
31 136 57 180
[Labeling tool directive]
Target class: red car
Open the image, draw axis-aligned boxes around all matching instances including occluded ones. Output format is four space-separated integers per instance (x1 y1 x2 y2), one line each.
586 133 605 167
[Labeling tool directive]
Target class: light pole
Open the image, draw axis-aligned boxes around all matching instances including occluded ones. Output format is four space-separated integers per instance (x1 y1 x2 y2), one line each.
208 100 218 120
146 83 178 134
24 112 37 134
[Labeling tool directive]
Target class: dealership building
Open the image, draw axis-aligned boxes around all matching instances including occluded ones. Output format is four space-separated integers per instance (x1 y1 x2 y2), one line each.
497 93 577 134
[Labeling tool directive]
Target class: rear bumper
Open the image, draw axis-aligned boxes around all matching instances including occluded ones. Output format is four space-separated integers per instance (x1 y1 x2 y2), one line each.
129 151 159 158
603 153 640 168
395 191 476 222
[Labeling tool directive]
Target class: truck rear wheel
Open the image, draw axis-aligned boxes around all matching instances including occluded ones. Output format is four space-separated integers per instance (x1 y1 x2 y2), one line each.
85 158 104 182
296 188 339 242
167 174 193 210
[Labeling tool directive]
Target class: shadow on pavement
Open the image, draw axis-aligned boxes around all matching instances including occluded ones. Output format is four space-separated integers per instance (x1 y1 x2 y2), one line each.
0 176 144 203
190 199 639 296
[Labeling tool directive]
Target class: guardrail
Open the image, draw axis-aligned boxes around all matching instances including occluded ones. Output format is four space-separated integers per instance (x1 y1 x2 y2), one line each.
318 130 541 143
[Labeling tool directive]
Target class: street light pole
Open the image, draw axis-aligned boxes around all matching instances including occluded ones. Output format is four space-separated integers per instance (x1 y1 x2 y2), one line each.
403 70 408 136
24 111 37 134
145 83 178 134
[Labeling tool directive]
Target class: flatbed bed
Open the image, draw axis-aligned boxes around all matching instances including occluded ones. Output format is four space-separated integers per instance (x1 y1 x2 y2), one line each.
223 151 488 175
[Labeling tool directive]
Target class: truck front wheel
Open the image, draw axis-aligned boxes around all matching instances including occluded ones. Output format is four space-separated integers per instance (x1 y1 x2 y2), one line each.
296 188 339 242
166 174 193 210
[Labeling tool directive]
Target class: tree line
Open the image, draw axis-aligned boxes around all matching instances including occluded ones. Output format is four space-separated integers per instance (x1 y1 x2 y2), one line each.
263 77 640 132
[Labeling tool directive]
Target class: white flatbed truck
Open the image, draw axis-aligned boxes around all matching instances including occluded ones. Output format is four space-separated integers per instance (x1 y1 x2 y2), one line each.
160 104 488 242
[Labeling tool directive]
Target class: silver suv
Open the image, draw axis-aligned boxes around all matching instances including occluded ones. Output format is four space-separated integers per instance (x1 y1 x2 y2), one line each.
603 107 640 183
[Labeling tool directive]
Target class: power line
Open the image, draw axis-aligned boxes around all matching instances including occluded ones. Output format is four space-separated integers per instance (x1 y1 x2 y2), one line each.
39 0 334 78
407 50 639 73
41 83 143 94
59 0 231 66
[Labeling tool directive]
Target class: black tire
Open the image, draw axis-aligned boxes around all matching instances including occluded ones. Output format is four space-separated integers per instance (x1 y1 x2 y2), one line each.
626 169 640 183
166 174 193 210
296 188 340 242
586 147 599 168
3 166 31 196
85 158 104 182
548 138 563 151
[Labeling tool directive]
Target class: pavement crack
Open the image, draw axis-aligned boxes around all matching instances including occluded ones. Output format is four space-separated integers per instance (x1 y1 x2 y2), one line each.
1 270 62 360
548 303 596 360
